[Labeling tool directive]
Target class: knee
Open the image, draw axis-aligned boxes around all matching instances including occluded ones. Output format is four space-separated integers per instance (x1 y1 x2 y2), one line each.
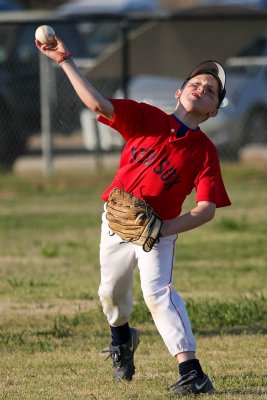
143 287 168 315
98 285 130 326
98 284 131 308
98 285 116 306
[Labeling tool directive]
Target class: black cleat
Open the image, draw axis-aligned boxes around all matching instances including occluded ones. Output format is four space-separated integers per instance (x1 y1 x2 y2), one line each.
168 370 215 396
103 327 140 381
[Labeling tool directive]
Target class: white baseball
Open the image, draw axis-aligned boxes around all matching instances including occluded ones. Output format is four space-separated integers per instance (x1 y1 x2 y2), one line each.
35 25 55 44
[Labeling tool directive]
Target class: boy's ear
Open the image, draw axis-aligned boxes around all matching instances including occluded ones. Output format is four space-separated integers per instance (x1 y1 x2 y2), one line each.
209 109 218 117
175 89 182 99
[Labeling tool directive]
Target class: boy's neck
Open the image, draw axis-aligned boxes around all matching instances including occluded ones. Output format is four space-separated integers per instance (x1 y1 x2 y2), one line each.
173 104 207 130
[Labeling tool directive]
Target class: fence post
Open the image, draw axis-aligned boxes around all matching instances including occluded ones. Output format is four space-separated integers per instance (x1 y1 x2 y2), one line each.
39 53 53 176
121 17 130 99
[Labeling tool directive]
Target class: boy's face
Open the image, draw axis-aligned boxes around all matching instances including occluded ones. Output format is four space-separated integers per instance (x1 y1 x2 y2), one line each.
176 73 220 117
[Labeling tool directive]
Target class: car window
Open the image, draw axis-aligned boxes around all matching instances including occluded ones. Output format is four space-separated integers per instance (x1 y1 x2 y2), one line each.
74 20 143 58
17 26 39 63
226 64 260 77
81 23 121 57
53 23 90 57
0 26 16 63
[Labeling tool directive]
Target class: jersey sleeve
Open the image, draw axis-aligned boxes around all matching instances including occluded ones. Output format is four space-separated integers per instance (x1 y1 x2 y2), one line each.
97 99 146 141
194 151 231 208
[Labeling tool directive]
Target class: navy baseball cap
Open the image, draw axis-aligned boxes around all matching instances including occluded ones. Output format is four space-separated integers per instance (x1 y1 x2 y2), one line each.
184 60 226 108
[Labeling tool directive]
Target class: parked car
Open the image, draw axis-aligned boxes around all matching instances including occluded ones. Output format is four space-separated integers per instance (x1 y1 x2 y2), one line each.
203 32 267 157
112 34 267 159
0 17 92 169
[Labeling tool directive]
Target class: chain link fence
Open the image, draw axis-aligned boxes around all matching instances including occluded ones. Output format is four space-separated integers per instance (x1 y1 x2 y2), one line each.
0 14 126 172
1 9 267 172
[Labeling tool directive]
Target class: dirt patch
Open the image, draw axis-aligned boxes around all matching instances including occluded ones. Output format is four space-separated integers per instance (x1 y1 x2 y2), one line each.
14 154 120 175
0 298 96 318
239 145 267 169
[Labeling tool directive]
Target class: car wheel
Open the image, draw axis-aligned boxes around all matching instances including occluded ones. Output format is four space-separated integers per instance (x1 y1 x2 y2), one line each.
244 107 267 145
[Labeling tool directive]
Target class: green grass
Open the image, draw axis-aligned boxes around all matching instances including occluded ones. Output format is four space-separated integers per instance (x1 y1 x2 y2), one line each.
0 162 266 399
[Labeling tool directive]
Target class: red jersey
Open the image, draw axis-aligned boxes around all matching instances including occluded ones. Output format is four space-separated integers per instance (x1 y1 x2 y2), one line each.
98 99 231 220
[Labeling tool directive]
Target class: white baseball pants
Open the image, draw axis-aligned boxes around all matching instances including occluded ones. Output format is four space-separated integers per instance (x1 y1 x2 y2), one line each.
98 207 196 356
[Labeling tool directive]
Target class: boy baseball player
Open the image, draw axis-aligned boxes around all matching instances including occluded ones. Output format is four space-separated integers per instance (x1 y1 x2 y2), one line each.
36 35 231 396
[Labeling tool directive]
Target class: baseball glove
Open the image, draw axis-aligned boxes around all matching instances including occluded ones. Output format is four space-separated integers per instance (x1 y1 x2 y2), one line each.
106 188 162 252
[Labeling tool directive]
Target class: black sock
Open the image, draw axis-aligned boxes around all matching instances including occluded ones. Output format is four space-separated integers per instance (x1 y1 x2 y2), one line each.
179 359 204 379
110 323 131 346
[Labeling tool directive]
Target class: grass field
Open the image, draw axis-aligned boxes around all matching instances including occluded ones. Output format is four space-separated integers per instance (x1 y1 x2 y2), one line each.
0 161 266 399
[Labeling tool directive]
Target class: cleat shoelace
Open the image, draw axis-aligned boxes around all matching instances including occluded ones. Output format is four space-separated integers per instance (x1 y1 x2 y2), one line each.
101 348 122 365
